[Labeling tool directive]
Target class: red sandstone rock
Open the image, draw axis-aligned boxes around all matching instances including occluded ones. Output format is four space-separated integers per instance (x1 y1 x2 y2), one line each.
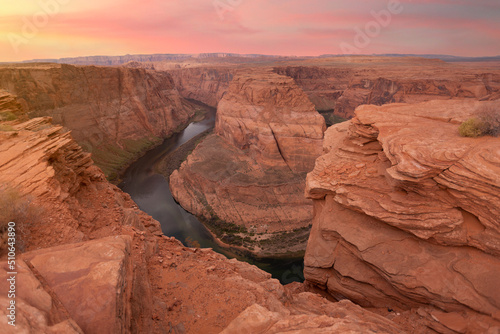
170 70 326 255
304 100 500 333
215 71 326 173
221 298 405 334
21 235 133 334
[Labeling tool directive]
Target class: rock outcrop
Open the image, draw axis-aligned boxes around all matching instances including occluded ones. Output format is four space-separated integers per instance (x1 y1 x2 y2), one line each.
170 71 326 255
304 100 500 333
0 117 93 200
221 296 404 334
0 63 195 178
0 236 132 334
0 89 25 121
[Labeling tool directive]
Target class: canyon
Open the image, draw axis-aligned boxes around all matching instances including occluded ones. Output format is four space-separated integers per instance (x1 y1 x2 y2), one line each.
167 57 500 256
0 92 407 333
148 57 500 120
0 55 499 333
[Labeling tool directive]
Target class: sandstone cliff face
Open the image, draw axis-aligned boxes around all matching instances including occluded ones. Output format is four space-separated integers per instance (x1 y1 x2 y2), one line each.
0 64 195 178
170 71 326 255
215 71 326 173
304 100 500 333
275 61 500 118
167 66 235 107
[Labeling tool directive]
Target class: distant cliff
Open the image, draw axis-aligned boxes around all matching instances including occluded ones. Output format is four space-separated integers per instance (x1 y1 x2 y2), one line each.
0 63 195 179
145 59 500 121
275 62 500 118
166 66 235 107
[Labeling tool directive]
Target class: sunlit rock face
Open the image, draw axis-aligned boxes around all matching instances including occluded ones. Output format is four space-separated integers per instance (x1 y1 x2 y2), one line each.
304 100 500 333
170 70 326 255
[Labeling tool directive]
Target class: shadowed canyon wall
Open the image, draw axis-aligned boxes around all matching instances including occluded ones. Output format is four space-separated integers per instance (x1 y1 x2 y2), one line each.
0 64 195 179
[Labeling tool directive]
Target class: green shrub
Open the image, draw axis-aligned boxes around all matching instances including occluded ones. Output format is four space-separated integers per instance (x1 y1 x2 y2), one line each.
0 124 15 132
0 111 17 121
458 118 485 137
459 103 500 138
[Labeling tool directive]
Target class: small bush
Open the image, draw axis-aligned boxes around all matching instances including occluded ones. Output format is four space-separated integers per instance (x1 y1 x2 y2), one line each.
459 103 500 137
458 118 485 137
0 112 17 121
0 185 42 254
478 104 500 137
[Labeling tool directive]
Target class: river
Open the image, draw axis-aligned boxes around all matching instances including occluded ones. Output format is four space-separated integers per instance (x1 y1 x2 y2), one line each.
118 106 304 284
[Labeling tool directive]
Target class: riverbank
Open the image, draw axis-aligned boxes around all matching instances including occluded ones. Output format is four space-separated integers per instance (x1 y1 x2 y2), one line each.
109 100 213 184
155 127 213 177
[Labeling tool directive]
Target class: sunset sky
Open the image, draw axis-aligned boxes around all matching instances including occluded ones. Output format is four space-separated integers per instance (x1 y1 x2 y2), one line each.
1 0 499 62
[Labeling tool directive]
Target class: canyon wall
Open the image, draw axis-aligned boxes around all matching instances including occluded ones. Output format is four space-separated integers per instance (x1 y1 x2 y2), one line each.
276 61 500 118
0 64 195 178
0 93 407 334
170 70 326 256
166 66 235 107
304 100 500 333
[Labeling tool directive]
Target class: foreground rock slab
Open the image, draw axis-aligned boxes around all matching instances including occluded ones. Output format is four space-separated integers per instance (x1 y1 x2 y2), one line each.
304 100 500 333
0 235 132 333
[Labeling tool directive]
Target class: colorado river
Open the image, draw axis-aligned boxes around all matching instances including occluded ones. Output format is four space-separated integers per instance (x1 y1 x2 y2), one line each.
119 104 304 284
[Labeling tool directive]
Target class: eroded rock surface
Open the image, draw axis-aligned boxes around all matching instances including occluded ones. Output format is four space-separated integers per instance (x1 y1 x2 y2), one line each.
170 70 326 255
304 100 500 333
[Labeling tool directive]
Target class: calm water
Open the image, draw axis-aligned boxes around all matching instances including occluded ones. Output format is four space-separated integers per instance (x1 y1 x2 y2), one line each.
119 107 304 284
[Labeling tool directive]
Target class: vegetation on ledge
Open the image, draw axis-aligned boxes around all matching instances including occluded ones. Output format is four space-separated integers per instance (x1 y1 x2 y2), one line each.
459 104 500 137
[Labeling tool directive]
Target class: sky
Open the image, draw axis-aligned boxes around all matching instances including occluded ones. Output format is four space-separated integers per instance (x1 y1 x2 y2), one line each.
1 0 499 62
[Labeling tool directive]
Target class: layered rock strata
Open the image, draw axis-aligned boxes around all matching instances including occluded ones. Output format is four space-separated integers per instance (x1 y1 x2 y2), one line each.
304 100 500 333
0 64 195 178
170 71 326 255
